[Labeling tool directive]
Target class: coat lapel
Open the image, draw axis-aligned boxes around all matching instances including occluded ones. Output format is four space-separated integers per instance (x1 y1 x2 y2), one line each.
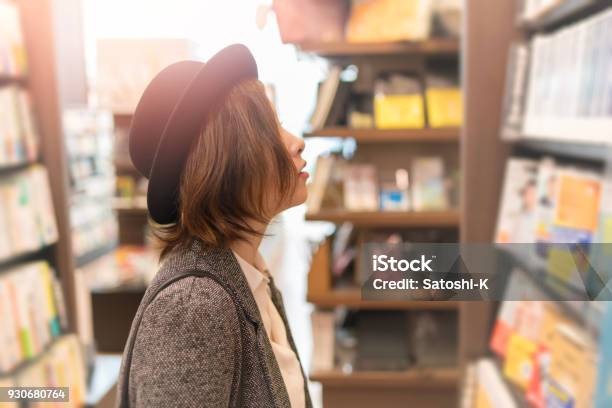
189 240 292 408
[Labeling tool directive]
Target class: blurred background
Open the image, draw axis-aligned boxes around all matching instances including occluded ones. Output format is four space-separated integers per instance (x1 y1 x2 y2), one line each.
1 0 612 407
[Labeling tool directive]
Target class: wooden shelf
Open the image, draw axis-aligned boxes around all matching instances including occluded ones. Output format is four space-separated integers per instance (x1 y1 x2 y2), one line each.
519 0 608 32
310 366 459 388
304 127 460 143
296 38 459 57
0 74 27 86
305 209 460 227
308 288 458 310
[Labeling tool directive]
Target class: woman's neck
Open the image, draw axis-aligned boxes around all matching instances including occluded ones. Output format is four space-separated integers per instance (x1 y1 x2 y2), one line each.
229 220 267 266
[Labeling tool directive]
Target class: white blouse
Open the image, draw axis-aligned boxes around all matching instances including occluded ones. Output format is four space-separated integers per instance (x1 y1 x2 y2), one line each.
233 250 305 408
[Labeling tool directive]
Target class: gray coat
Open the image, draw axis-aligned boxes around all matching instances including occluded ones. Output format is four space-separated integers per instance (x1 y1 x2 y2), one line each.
116 240 313 407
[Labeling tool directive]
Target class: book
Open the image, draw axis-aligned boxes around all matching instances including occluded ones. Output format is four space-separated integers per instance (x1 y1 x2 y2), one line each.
0 261 65 374
0 86 39 166
425 73 463 128
374 74 425 129
500 42 530 140
473 358 517 408
494 157 539 243
308 66 343 131
545 323 597 408
306 155 336 214
411 157 448 211
345 0 433 42
343 164 378 211
0 0 27 76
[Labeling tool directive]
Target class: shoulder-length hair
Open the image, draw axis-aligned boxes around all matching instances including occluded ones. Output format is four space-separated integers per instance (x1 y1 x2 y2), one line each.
153 79 297 259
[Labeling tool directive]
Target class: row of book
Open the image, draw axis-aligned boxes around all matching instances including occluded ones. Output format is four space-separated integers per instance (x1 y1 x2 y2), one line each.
466 276 611 407
0 261 67 374
0 86 38 166
310 67 462 131
63 109 118 260
502 7 612 142
0 335 87 408
0 0 27 76
495 156 604 245
0 165 58 261
307 154 455 213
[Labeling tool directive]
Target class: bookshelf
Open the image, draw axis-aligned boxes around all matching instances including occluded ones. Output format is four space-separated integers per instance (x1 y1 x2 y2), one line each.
304 127 460 142
461 0 612 405
307 288 459 310
310 366 459 387
296 5 462 405
305 209 460 227
0 0 120 405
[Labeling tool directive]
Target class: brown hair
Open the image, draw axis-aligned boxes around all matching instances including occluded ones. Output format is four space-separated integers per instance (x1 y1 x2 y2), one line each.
153 79 297 259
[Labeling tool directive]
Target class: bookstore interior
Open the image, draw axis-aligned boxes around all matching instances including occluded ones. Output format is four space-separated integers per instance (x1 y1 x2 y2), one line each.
1 0 612 407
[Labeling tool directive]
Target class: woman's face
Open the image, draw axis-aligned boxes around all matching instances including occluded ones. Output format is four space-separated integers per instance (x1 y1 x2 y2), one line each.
279 127 308 210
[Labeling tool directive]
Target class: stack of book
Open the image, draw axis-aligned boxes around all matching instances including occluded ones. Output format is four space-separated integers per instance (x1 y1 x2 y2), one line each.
0 86 38 166
0 165 58 261
0 0 27 76
0 261 67 373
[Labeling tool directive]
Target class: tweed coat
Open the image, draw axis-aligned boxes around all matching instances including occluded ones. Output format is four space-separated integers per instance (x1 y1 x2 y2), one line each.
116 239 313 407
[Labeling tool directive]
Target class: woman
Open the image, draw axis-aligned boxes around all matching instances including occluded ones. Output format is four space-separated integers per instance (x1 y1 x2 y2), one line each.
116 44 312 408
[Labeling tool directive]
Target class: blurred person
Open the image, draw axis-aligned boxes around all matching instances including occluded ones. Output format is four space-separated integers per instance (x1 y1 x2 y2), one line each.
116 44 311 408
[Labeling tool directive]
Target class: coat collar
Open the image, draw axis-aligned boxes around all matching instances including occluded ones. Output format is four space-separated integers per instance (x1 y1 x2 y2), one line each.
186 239 264 325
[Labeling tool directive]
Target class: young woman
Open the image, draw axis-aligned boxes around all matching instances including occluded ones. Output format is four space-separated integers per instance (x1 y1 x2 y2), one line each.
116 44 312 408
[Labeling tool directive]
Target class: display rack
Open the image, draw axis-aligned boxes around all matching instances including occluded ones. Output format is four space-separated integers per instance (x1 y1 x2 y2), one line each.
299 25 462 405
0 0 121 405
461 0 612 405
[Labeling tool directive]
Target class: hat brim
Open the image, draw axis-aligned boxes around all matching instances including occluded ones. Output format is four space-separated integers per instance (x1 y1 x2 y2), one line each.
146 44 258 224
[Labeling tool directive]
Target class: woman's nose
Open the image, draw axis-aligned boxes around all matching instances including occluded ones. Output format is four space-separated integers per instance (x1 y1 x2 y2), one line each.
290 133 305 156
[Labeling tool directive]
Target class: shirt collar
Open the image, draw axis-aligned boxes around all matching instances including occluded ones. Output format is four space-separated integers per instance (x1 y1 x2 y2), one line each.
232 250 270 292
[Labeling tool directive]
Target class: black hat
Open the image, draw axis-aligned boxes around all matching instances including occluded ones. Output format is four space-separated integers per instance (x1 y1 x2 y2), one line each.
128 44 258 224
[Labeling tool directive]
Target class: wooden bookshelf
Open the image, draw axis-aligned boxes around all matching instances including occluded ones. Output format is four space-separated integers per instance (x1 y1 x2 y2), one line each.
308 287 458 310
304 127 460 143
305 209 460 227
297 38 459 57
310 366 459 388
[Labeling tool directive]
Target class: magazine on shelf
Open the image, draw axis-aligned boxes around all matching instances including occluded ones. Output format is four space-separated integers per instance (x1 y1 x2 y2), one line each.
0 0 27 76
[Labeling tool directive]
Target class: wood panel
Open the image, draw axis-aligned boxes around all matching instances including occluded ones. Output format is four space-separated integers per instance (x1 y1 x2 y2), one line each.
304 127 460 143
305 210 460 227
459 0 517 369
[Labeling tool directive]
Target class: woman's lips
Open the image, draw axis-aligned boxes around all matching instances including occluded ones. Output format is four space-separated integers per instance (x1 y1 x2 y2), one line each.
299 171 309 180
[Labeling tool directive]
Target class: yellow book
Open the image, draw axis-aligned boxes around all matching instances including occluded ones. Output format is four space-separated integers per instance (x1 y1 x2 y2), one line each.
503 333 537 389
426 88 463 127
374 94 425 129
